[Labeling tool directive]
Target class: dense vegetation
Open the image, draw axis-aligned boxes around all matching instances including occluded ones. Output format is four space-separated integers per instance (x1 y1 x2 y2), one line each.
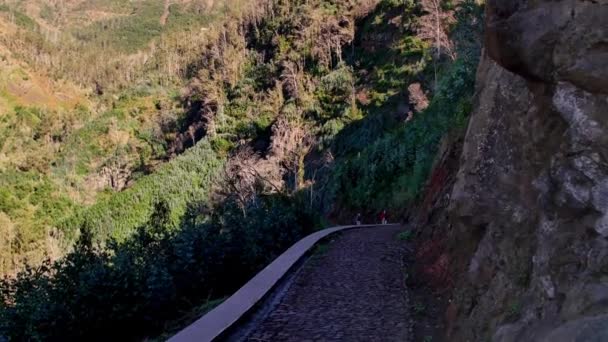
1 196 316 340
61 140 223 242
0 0 270 274
319 0 483 215
0 0 483 340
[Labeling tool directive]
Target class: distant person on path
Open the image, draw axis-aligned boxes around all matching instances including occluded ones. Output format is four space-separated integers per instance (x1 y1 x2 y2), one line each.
379 210 387 225
356 213 362 225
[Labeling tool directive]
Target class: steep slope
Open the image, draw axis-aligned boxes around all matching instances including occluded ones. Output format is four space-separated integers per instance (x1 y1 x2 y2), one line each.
413 0 608 340
0 0 270 276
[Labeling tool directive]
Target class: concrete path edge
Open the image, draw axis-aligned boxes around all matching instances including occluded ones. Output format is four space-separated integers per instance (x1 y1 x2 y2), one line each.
169 224 400 342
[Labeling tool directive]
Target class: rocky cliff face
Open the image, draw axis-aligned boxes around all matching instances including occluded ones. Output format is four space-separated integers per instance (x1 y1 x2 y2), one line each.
416 1 608 340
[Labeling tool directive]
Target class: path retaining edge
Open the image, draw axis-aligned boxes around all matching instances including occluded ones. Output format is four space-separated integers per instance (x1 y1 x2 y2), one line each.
169 224 400 342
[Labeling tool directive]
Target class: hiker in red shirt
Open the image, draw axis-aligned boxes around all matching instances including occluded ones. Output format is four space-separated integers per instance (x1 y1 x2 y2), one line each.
379 210 387 225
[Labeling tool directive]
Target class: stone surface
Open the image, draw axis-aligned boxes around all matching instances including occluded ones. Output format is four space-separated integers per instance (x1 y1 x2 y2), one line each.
485 0 608 94
538 314 608 342
244 225 410 342
169 225 395 342
561 283 608 320
414 0 608 341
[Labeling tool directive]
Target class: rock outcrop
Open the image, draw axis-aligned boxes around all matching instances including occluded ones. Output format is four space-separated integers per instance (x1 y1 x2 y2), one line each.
416 1 608 340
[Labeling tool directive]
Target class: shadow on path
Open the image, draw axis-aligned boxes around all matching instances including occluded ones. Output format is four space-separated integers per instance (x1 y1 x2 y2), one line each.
237 225 411 342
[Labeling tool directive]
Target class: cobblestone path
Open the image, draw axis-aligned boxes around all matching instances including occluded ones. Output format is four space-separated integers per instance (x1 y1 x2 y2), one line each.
245 225 410 342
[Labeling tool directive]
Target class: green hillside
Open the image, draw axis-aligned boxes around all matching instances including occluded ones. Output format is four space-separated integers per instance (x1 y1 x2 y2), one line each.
0 0 264 274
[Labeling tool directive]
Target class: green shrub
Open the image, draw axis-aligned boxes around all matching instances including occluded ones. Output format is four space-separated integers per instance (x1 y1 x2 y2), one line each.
210 137 235 155
322 0 482 213
60 140 223 242
73 1 164 53
315 65 355 122
328 55 477 212
0 194 316 341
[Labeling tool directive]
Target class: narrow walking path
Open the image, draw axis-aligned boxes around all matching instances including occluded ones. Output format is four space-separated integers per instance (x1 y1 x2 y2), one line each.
243 225 411 342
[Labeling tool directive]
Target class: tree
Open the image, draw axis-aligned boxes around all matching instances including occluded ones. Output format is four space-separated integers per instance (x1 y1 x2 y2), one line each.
270 112 314 192
417 0 457 90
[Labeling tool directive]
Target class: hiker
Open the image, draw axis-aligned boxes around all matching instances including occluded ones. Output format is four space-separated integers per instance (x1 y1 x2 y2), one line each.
355 213 362 225
379 210 387 225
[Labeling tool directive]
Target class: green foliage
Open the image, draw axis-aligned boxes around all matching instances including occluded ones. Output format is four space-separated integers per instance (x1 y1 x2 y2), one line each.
0 194 316 341
210 137 235 155
314 64 356 122
0 92 177 258
0 169 76 239
243 57 278 92
328 56 478 212
325 0 428 158
73 1 164 53
61 140 223 242
397 230 413 241
323 0 483 213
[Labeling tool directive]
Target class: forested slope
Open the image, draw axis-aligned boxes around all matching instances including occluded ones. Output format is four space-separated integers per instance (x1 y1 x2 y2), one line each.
0 0 270 274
